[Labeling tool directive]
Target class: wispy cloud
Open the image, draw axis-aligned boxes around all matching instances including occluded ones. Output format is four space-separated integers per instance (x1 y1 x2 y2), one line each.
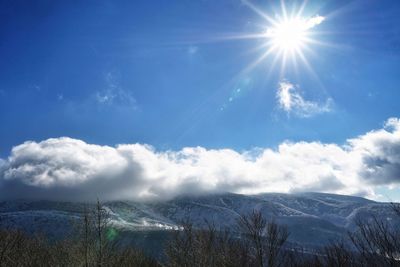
1 118 400 202
277 81 333 117
304 15 325 30
187 45 198 55
95 72 137 109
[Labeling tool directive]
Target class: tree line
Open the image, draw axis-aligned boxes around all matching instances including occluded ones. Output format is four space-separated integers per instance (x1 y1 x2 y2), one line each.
0 200 399 267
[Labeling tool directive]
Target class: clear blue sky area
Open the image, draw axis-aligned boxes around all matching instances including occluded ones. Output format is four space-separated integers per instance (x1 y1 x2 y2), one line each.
1 0 399 154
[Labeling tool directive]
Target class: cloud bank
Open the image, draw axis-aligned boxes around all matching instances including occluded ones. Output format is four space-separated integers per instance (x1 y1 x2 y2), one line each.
1 118 400 202
277 82 333 117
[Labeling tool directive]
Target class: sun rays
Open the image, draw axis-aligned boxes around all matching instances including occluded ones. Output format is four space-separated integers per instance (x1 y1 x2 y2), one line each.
239 0 327 78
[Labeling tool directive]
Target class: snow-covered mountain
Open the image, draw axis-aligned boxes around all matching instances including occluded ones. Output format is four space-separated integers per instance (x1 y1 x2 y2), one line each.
0 192 398 249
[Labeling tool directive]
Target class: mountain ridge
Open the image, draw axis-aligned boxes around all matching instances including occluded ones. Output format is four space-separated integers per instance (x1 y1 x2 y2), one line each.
0 192 398 249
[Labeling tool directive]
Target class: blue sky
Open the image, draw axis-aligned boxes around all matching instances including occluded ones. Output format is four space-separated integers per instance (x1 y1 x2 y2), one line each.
0 0 400 201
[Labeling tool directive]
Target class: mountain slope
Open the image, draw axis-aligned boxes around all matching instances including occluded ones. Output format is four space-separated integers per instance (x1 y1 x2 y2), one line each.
0 192 398 248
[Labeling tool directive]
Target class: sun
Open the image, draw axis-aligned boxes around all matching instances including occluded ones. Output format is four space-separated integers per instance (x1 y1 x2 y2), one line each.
263 14 325 67
266 18 308 53
232 0 327 77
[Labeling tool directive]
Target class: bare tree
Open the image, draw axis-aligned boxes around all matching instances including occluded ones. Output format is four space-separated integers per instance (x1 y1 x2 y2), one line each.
238 210 267 267
76 203 97 267
349 215 400 267
321 241 356 267
109 247 160 267
0 199 162 267
95 199 110 267
264 220 289 267
238 210 289 267
165 219 252 267
165 220 197 267
0 229 25 266
83 204 91 267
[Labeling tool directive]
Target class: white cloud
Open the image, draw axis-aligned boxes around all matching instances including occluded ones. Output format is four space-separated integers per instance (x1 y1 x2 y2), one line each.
304 15 325 30
349 118 400 186
1 118 400 202
277 81 333 117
